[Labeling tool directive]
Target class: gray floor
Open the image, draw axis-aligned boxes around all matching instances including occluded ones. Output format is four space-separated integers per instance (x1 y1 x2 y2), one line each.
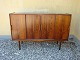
0 38 80 60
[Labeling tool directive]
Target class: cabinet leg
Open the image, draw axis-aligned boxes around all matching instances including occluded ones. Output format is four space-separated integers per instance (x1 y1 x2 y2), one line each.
57 41 58 44
21 41 23 44
18 41 21 50
59 42 61 50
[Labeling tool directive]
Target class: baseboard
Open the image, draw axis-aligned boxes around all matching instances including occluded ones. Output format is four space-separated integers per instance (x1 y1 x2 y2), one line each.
72 35 80 46
0 35 11 40
69 34 74 40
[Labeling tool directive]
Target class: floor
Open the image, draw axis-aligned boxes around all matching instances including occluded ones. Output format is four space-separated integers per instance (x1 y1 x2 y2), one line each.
0 38 80 60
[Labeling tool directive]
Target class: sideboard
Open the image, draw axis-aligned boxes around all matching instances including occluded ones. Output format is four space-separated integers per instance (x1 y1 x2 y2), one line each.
9 13 71 50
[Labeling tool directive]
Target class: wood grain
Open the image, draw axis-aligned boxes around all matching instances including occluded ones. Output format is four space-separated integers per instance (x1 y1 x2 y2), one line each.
54 15 63 39
10 14 26 40
10 13 71 41
33 15 41 39
10 15 18 40
46 15 55 39
17 15 26 39
62 15 71 39
41 15 47 39
26 15 33 39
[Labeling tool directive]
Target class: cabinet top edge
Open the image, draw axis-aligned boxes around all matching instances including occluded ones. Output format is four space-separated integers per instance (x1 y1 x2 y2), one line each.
9 13 71 15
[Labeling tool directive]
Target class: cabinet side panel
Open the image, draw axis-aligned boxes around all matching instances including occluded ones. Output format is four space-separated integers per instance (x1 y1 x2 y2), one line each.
62 15 71 39
18 15 26 39
54 15 63 39
10 15 19 40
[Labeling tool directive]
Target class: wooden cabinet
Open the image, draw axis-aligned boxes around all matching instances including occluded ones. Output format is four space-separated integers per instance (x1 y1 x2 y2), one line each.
9 13 71 50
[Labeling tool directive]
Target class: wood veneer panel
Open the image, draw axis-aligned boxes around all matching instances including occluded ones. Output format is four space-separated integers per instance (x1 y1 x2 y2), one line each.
26 15 41 39
33 15 41 39
47 15 55 39
18 15 26 39
41 15 47 39
55 15 63 39
26 15 33 39
10 15 18 40
10 14 26 40
41 15 55 39
62 15 71 39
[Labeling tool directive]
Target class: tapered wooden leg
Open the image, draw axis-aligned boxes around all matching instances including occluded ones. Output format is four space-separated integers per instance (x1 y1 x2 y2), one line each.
57 41 58 44
59 42 61 50
18 41 21 50
21 41 23 44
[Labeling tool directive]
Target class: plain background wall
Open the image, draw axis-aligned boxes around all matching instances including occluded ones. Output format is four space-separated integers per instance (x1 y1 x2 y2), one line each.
0 0 80 39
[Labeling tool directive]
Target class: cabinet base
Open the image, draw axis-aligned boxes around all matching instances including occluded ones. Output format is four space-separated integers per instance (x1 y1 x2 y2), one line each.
18 41 62 50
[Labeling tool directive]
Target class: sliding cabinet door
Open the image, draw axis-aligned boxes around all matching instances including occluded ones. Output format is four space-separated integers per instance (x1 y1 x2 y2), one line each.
41 15 55 39
10 14 26 40
26 15 41 39
54 15 63 39
40 15 47 39
62 15 71 40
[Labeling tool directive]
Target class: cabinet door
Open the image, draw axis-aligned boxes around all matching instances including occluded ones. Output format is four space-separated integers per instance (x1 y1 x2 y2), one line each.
54 15 63 39
10 14 26 40
62 15 71 39
41 15 55 39
26 15 41 39
41 15 47 39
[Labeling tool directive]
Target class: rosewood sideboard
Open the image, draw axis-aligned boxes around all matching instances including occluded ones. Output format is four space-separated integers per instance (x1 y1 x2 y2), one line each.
9 13 71 50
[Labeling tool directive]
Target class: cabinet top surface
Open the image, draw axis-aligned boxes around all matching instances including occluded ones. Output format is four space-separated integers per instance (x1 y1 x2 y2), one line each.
9 12 71 15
